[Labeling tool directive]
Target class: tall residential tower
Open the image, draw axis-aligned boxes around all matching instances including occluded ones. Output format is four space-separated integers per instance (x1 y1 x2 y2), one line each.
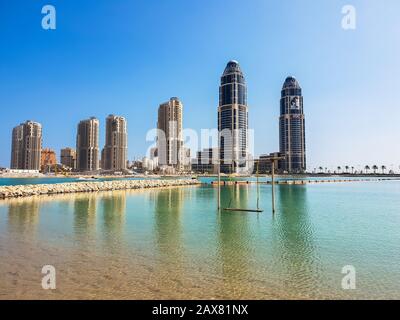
76 117 100 172
10 120 42 170
218 60 248 174
157 97 183 172
101 115 127 171
279 76 306 173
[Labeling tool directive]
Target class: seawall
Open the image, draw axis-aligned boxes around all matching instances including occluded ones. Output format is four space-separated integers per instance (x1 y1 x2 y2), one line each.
211 178 398 186
0 179 201 199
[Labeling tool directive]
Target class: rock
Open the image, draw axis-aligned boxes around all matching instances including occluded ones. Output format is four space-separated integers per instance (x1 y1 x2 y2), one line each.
0 179 201 199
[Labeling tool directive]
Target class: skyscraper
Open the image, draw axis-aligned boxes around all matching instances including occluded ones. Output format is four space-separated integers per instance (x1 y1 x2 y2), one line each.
279 76 306 173
101 115 127 171
157 97 183 172
10 120 42 170
218 60 248 174
76 117 99 172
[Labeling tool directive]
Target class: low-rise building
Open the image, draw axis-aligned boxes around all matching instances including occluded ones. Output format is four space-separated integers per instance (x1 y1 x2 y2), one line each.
41 148 57 172
142 157 156 172
253 152 284 174
191 148 218 174
60 147 76 170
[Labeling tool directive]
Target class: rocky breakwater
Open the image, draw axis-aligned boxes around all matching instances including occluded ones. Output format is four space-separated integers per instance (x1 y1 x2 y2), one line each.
0 179 201 199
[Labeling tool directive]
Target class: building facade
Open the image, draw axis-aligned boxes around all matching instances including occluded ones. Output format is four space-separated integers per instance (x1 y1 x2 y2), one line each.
149 147 159 170
218 60 249 174
191 148 218 174
102 115 127 171
182 147 191 172
157 97 183 173
10 120 42 170
252 152 284 174
279 76 306 173
76 117 100 172
41 148 57 172
60 147 76 170
142 156 156 172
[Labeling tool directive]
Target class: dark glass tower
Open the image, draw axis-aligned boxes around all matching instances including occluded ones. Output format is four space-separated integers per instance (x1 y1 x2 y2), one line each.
218 60 248 174
279 76 306 173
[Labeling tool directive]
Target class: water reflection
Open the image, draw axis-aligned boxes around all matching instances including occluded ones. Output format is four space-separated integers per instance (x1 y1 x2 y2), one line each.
1 182 399 299
152 188 185 263
73 194 98 238
221 184 250 209
217 185 253 289
99 192 127 253
275 185 323 292
7 198 40 235
101 192 126 234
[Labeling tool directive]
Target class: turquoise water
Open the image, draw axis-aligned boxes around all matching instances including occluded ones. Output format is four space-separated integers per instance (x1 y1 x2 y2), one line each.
0 181 399 299
0 175 394 187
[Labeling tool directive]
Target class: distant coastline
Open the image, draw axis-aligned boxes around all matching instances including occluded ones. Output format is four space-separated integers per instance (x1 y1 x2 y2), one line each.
2 172 400 179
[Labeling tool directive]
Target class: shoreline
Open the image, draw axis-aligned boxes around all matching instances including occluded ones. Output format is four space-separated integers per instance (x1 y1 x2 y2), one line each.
2 173 400 179
211 177 400 185
0 179 201 200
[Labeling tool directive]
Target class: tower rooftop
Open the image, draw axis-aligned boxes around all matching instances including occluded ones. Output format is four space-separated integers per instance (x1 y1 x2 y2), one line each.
282 76 301 89
223 60 242 75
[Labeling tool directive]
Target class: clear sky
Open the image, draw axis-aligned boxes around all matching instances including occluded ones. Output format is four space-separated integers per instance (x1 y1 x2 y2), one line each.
1 0 399 171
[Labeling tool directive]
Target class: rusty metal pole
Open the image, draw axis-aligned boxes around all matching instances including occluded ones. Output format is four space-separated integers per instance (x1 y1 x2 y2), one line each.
271 160 276 214
256 161 260 210
218 159 221 211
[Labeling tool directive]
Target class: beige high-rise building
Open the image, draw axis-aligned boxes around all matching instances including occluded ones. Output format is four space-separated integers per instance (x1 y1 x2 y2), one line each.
101 115 127 171
60 147 76 170
76 117 99 172
157 97 183 172
10 120 42 170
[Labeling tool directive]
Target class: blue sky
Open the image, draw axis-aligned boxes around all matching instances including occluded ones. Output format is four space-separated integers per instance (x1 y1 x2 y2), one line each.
0 0 399 171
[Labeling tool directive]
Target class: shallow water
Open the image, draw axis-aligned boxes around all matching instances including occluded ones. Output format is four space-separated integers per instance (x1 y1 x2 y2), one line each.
0 181 399 299
0 175 391 187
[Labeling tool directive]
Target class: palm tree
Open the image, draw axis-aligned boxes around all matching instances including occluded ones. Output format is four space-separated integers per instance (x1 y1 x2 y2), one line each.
337 166 341 174
372 165 378 174
365 165 370 174
351 166 354 174
381 165 386 174
345 166 349 174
